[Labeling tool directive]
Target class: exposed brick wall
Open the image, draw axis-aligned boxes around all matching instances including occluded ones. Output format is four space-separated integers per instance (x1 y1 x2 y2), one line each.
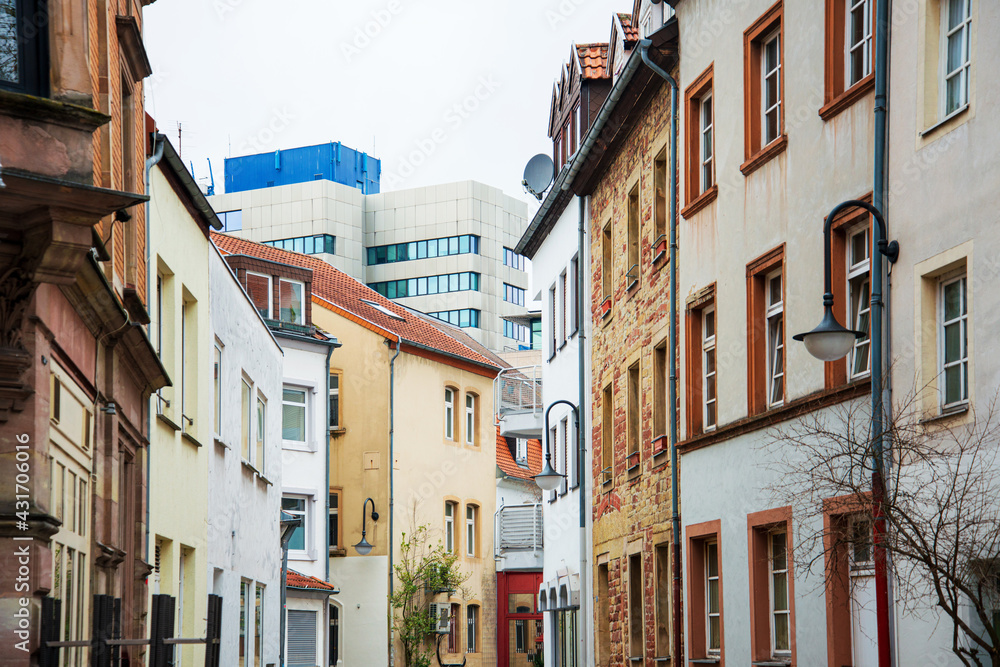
590 73 680 666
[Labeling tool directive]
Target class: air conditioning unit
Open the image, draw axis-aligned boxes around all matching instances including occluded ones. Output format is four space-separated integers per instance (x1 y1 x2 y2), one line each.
427 603 450 635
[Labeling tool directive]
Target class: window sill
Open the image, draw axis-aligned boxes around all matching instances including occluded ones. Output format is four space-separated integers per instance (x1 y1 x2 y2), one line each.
651 434 669 457
819 73 875 121
919 402 969 426
213 437 230 450
558 340 568 352
257 473 273 486
240 459 257 475
920 103 969 137
329 547 347 557
329 427 347 437
181 431 204 448
690 659 721 664
681 185 718 219
752 661 791 666
282 440 314 453
156 412 181 432
740 134 788 176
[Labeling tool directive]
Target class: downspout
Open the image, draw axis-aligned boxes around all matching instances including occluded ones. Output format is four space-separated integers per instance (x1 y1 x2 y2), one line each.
143 131 165 566
640 39 682 665
576 194 589 667
388 338 402 667
871 0 894 664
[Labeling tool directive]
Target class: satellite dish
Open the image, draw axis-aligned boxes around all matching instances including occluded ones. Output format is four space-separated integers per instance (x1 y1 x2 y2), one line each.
522 154 555 201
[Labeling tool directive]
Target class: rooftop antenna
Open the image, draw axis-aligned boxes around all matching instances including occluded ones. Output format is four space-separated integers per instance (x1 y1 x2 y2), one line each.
522 153 555 201
206 158 215 196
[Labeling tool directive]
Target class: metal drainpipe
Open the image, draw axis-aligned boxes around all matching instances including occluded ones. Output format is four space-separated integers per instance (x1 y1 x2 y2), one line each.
871 0 894 663
143 132 165 567
576 194 589 667
640 38 682 665
387 338 402 667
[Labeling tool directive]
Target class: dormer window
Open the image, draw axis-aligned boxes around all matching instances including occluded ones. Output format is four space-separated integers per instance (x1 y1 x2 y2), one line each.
246 272 272 319
278 278 305 325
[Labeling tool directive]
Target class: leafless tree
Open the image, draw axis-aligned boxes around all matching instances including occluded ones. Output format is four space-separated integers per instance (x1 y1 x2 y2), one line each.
766 388 1000 666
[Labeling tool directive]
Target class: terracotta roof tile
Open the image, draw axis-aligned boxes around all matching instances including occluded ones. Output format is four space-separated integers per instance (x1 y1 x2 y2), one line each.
495 426 543 481
211 233 500 371
618 12 639 42
575 42 610 80
286 569 337 591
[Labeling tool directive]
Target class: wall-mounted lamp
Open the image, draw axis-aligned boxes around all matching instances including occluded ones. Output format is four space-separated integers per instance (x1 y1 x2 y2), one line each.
100 401 117 416
353 497 379 556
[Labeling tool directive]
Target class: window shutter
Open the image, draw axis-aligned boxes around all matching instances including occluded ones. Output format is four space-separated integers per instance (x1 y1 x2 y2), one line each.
286 610 317 667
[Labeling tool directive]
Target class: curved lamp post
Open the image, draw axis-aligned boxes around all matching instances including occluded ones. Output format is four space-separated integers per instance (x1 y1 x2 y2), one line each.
353 497 379 556
793 198 898 666
279 510 303 667
533 400 579 492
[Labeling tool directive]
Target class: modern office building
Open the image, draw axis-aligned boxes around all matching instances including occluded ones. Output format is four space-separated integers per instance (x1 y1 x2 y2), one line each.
208 144 530 352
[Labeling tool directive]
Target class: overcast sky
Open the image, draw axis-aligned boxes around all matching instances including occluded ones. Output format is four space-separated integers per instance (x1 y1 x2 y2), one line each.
143 0 619 206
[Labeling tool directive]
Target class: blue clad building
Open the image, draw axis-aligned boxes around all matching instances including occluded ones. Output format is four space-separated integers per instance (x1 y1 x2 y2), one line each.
224 141 380 194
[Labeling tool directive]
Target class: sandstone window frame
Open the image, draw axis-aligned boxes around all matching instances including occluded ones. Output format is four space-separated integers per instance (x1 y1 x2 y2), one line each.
686 285 717 436
747 246 785 416
687 520 724 664
742 2 787 176
682 64 719 218
821 0 877 120
748 507 796 664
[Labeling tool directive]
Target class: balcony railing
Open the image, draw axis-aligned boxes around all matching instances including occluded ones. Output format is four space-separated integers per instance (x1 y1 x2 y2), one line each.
496 503 544 554
494 365 542 421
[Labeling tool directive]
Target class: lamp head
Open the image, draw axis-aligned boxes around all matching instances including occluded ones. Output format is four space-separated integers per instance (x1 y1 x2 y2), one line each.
353 535 374 556
793 305 864 362
533 459 565 493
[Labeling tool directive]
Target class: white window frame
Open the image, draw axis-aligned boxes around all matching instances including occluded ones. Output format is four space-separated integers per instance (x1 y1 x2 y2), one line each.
246 271 272 319
445 502 455 553
559 270 568 344
255 395 266 473
769 531 791 657
465 505 476 557
706 540 721 655
762 29 782 146
445 388 455 440
240 580 251 667
848 227 872 379
241 378 253 461
515 438 527 464
938 274 969 409
282 386 308 448
465 394 475 446
703 306 717 431
282 494 309 556
941 0 972 117
847 0 873 87
329 372 341 430
466 604 478 653
700 92 714 192
765 270 785 407
560 417 569 495
278 278 306 325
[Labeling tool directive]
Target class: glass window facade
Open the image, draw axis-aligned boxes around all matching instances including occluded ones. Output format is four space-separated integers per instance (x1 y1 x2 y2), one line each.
264 234 335 255
367 235 479 266
504 283 526 306
503 247 527 271
370 272 480 298
428 309 481 329
504 320 529 343
218 210 243 232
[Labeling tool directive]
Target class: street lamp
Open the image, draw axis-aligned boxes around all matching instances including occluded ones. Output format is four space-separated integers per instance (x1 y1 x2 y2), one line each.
533 400 578 493
279 510 303 667
793 198 898 667
353 497 379 556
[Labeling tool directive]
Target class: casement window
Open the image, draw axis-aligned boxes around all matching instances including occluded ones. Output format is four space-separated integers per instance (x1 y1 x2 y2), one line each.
942 0 972 115
246 272 272 319
601 221 613 305
684 65 717 214
554 131 562 168
601 384 613 485
515 438 527 465
568 417 578 489
549 285 557 357
848 227 872 378
629 553 644 659
765 271 785 407
282 387 307 446
560 271 568 343
239 580 249 667
278 278 305 325
445 501 456 553
560 417 569 495
749 509 795 663
940 274 969 408
0 0 48 96
329 372 341 430
822 0 876 119
466 604 479 653
465 393 478 446
706 541 721 655
686 287 717 435
748 248 785 415
824 501 878 666
653 149 668 251
255 396 266 472
626 184 640 287
575 104 583 147
214 343 222 437
743 4 785 173
569 255 579 335
687 522 723 662
655 544 671 658
254 583 264 667
445 388 455 440
328 489 341 551
281 496 307 552
241 379 253 461
465 504 478 557
627 362 640 464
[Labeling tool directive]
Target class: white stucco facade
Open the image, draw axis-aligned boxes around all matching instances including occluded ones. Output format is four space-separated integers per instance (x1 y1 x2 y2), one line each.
208 245 284 667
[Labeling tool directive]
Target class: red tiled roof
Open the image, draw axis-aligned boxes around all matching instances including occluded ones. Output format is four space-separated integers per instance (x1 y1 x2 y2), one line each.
618 12 639 42
496 426 543 481
211 233 501 371
286 569 337 591
576 43 610 80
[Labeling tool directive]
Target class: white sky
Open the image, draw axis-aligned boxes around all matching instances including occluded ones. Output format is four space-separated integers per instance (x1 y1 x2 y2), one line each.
143 0 621 205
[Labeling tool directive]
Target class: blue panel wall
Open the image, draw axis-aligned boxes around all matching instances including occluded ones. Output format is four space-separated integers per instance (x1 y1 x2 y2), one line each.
224 141 381 194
